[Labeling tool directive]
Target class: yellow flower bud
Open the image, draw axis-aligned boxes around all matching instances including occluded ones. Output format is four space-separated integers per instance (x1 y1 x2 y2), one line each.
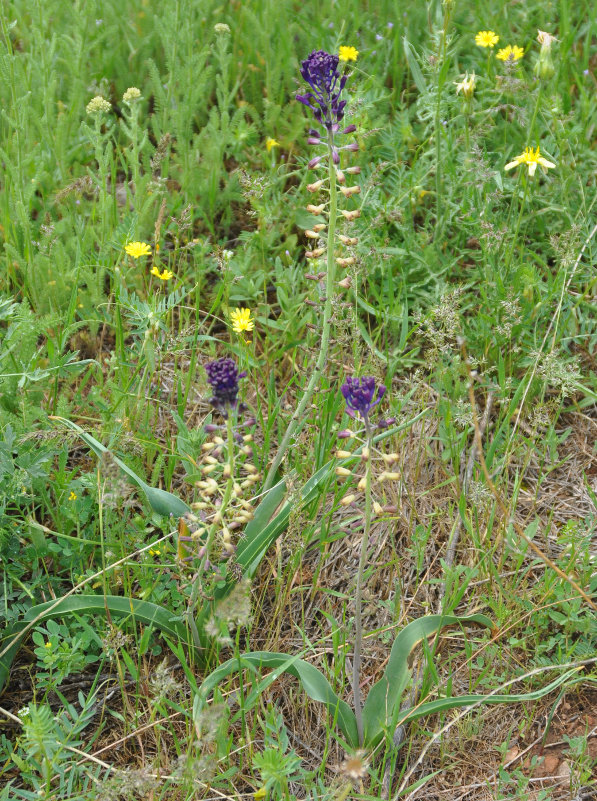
336 466 352 477
340 494 356 506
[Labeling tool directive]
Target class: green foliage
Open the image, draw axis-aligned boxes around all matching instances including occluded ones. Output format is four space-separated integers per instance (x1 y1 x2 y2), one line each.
0 0 596 797
253 708 305 800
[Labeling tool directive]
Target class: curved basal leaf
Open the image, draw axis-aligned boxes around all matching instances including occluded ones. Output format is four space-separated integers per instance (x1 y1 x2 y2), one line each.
199 650 359 747
362 614 493 747
398 667 582 724
0 595 194 694
50 416 190 517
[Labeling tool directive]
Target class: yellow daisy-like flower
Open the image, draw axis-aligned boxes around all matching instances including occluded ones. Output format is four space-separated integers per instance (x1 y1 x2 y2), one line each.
68 491 77 501
475 30 499 48
266 137 279 152
150 265 174 281
339 45 359 62
504 146 556 177
125 241 152 259
230 307 254 334
496 44 524 62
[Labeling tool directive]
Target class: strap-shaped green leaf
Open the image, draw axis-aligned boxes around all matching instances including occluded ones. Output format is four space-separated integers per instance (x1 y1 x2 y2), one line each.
362 614 493 747
199 650 359 747
50 416 190 517
395 667 582 726
0 595 194 693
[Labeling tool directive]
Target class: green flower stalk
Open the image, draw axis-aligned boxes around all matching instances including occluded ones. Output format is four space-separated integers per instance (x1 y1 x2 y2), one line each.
340 375 387 744
263 50 360 492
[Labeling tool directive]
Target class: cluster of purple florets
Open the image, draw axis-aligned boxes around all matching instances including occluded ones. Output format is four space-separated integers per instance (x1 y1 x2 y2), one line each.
205 357 246 415
341 376 386 420
296 49 348 131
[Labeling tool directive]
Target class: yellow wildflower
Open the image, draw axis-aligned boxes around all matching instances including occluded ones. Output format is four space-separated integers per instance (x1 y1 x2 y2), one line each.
68 491 77 501
339 45 359 62
265 137 279 152
149 548 161 556
44 641 52 649
230 307 254 334
150 266 174 281
253 789 267 800
496 45 524 62
504 146 556 177
125 241 152 259
475 30 499 48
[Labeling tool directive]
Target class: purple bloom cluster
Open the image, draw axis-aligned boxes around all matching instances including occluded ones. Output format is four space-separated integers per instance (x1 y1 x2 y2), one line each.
205 357 246 415
341 376 386 420
297 50 348 131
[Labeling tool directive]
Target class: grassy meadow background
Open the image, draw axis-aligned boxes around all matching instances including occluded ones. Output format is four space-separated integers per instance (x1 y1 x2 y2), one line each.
0 0 596 798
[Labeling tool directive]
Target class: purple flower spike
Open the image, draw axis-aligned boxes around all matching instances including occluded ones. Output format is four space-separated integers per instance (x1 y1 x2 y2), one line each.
205 357 246 416
341 376 386 420
297 49 350 131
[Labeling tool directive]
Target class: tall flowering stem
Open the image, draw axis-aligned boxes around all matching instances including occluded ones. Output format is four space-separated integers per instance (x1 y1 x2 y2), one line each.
340 376 386 745
263 50 358 492
186 360 242 644
353 421 373 745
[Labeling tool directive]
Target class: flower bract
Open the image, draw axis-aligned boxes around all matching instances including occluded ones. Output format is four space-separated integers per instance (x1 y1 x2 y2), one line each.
338 45 358 62
496 44 524 62
230 307 254 334
475 30 499 48
125 241 152 259
341 376 386 420
504 146 556 177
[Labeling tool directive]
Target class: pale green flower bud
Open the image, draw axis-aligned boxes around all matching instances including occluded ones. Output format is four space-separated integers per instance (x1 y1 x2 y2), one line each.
86 95 111 115
122 86 142 104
